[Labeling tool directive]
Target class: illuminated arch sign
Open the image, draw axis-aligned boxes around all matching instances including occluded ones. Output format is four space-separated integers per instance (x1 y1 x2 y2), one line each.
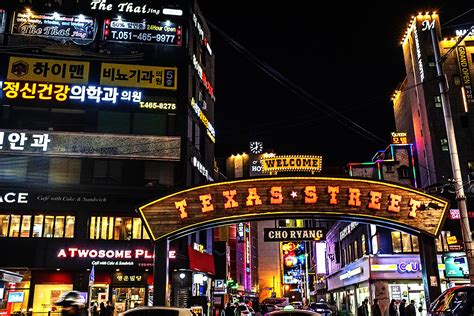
138 177 449 241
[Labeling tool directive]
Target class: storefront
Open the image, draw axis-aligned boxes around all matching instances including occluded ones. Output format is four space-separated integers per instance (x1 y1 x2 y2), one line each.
370 254 426 315
327 256 370 316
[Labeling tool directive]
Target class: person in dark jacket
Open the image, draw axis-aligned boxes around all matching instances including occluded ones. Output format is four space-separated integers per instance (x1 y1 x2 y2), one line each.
389 299 398 316
357 299 369 316
406 300 416 316
371 299 382 316
99 302 106 316
225 302 234 316
399 299 407 316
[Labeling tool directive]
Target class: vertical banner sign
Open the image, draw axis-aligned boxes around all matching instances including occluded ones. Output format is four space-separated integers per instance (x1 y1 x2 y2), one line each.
456 45 474 105
281 241 305 284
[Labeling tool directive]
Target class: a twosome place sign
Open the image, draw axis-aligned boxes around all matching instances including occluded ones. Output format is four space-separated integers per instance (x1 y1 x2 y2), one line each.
138 177 449 241
263 228 326 242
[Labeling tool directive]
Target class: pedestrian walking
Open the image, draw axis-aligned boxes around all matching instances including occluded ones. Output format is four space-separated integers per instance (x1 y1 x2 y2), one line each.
399 299 407 316
357 299 369 316
371 299 382 316
105 301 115 316
99 302 106 316
406 300 416 316
389 299 398 316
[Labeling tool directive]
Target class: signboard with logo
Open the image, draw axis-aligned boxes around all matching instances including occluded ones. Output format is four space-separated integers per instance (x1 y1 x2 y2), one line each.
8 57 90 84
0 80 142 104
444 254 469 278
264 228 325 242
391 132 408 144
88 0 162 16
11 10 95 41
261 155 322 174
139 177 449 241
0 130 180 160
282 241 305 284
112 272 147 285
103 18 182 46
456 45 474 105
100 63 177 90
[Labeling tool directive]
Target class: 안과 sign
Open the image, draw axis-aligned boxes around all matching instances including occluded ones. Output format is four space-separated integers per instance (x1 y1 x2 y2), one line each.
263 228 326 242
138 177 449 241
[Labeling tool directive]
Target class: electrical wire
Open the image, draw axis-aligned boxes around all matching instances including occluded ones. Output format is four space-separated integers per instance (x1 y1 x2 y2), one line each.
207 21 388 147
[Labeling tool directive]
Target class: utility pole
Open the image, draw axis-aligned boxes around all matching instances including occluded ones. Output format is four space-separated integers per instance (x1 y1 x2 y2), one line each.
430 25 474 284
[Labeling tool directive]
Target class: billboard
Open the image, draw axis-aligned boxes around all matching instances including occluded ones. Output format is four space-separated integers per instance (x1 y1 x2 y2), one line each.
444 254 469 278
282 241 306 284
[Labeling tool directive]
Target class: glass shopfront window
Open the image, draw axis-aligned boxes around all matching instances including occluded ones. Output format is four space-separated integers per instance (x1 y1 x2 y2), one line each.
33 284 73 313
392 231 419 253
0 214 74 238
90 216 148 240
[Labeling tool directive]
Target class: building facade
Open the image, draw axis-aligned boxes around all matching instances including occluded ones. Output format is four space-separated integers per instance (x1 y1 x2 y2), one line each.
0 0 216 314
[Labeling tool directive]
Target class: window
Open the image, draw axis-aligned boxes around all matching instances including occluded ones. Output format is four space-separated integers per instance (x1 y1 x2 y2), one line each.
392 231 418 253
9 215 21 237
132 113 166 135
49 158 81 185
97 111 131 134
436 231 451 252
434 95 442 108
354 240 358 259
0 214 73 238
93 160 123 184
89 216 147 240
398 166 411 179
33 215 44 237
0 215 10 237
20 215 31 237
361 234 366 255
440 139 449 151
0 156 27 182
427 55 436 67
54 216 65 238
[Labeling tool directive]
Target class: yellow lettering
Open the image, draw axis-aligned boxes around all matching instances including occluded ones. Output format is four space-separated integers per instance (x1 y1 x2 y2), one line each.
368 191 382 210
246 187 262 206
387 194 402 213
175 199 188 219
199 194 214 213
270 186 283 204
223 190 239 209
327 186 339 205
347 188 361 206
408 198 422 218
304 186 318 204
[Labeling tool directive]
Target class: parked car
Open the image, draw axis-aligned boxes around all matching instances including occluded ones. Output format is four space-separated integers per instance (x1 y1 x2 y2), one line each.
427 285 474 315
261 297 290 313
234 303 255 316
290 301 303 309
119 306 194 316
307 302 332 316
267 305 321 316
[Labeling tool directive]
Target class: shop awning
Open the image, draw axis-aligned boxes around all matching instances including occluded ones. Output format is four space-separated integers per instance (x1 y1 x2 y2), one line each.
188 246 215 275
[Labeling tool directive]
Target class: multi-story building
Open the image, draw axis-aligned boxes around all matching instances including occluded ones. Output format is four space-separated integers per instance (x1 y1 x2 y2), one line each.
393 12 474 200
0 0 216 313
325 141 470 316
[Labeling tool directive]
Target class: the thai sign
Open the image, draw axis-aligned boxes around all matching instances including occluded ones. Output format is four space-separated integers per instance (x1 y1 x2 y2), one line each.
138 177 449 241
261 155 322 174
264 228 325 242
11 10 95 41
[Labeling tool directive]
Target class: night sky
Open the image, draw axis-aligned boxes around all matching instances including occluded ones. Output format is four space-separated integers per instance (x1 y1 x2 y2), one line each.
197 1 473 168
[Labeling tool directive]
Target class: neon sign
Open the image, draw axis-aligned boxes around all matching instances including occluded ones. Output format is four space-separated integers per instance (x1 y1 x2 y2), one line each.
261 155 322 174
0 131 50 152
193 13 212 55
190 97 216 143
90 0 160 15
340 267 362 280
397 261 421 273
103 18 182 46
192 54 215 100
0 81 142 104
57 247 154 259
